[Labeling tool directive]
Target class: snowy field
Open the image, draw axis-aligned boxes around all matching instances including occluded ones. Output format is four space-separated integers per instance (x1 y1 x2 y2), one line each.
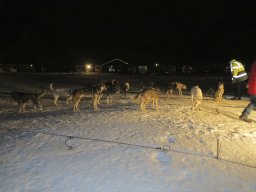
1 72 256 192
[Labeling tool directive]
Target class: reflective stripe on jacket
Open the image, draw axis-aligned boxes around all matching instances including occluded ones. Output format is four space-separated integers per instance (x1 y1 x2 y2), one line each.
230 61 248 82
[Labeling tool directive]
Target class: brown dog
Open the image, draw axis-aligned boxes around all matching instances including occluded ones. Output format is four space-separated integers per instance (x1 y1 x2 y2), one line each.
138 89 159 112
175 82 187 95
166 82 187 97
214 82 224 102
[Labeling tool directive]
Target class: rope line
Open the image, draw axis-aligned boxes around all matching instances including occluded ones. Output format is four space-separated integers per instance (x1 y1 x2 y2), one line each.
26 130 170 152
4 129 256 169
30 131 218 158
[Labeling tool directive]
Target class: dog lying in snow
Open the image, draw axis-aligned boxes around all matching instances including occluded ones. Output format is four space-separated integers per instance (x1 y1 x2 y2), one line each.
191 85 203 110
10 89 46 112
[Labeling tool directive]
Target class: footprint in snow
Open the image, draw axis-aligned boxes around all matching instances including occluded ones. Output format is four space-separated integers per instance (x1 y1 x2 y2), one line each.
168 136 176 143
152 151 171 165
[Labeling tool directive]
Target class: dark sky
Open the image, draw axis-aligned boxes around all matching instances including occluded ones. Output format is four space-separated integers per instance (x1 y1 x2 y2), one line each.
1 0 256 68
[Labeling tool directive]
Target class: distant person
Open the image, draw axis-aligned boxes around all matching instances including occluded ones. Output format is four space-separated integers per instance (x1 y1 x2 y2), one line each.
229 59 248 100
239 60 256 123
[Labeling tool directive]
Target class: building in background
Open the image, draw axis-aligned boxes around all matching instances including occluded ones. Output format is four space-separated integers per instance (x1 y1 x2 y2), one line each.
102 59 129 73
75 65 83 73
94 65 102 73
17 64 35 72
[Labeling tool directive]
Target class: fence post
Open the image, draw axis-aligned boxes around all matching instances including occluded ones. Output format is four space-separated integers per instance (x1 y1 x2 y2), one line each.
216 138 221 159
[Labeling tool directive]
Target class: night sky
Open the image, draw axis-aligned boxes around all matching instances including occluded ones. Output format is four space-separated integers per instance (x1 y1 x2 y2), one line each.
1 0 256 70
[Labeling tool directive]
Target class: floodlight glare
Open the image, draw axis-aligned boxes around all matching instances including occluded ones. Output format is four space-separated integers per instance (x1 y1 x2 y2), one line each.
86 64 92 69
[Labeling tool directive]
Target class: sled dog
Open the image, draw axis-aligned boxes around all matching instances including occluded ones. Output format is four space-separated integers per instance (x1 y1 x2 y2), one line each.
191 85 203 110
71 82 107 112
165 82 176 98
121 81 130 98
137 88 159 112
175 82 187 95
10 89 46 112
214 82 224 102
99 79 120 105
48 83 73 106
166 82 187 97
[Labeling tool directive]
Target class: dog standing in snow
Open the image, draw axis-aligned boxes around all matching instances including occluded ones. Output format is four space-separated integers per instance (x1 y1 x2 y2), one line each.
10 89 46 112
166 82 187 97
135 88 159 112
48 83 74 106
122 81 130 98
191 85 203 110
71 82 107 112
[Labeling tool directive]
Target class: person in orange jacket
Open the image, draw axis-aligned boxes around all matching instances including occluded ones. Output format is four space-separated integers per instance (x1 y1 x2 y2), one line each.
239 60 256 123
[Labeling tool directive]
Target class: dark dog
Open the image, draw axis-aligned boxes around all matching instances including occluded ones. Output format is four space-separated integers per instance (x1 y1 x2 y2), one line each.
71 82 107 112
99 79 120 105
165 82 176 98
10 90 46 112
138 81 155 92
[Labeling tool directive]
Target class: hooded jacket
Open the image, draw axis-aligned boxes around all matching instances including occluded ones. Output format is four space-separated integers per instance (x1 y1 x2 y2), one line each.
230 59 248 83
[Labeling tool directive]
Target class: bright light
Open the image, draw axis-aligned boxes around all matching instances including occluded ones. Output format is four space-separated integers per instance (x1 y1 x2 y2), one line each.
30 64 33 67
84 63 93 72
86 64 92 69
155 63 159 67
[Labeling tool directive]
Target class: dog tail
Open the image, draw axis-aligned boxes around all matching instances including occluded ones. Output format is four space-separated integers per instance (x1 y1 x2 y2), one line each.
49 83 55 91
38 89 47 98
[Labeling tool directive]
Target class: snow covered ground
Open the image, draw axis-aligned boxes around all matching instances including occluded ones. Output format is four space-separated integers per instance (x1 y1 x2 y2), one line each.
1 73 256 192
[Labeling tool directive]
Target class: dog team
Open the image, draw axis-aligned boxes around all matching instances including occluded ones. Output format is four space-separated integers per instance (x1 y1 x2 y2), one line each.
10 78 225 113
10 79 129 112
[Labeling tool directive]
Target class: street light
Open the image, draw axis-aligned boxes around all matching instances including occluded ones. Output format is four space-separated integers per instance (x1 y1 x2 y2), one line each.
86 64 91 70
84 63 93 72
